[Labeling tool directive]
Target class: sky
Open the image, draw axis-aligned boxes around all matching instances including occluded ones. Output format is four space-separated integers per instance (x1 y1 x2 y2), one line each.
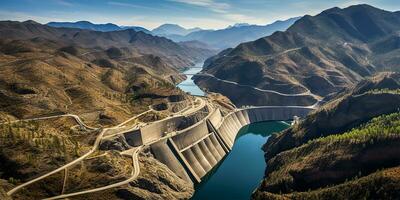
0 0 399 30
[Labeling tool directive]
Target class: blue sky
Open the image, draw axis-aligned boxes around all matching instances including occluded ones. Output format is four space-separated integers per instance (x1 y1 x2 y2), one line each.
0 0 399 30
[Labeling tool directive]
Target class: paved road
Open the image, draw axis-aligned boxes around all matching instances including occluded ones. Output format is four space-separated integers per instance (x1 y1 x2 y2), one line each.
6 126 105 196
6 111 141 196
1 114 97 130
43 146 143 200
196 72 322 99
220 47 302 59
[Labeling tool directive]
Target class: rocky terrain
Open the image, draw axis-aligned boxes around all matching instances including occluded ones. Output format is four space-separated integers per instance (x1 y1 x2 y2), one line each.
194 4 400 107
2 3 400 200
0 20 217 199
253 73 400 199
0 20 217 125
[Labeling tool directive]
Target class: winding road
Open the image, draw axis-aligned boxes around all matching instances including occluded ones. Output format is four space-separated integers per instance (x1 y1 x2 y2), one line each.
5 96 209 199
5 79 317 199
43 146 143 200
1 114 97 130
195 72 322 100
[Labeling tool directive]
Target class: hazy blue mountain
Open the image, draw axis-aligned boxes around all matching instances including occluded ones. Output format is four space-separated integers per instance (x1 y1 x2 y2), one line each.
152 23 202 36
47 21 150 33
172 17 301 49
227 23 251 28
119 26 150 33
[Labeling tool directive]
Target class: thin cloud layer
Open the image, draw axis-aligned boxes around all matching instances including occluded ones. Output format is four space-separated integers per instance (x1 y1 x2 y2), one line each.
0 0 399 29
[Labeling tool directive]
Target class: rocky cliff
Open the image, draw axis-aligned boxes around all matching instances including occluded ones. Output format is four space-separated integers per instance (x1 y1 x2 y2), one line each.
253 73 400 199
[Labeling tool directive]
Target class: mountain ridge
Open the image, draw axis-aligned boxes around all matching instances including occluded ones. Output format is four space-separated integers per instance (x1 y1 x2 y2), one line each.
167 17 301 49
0 20 215 70
46 18 301 50
151 23 201 36
47 21 150 33
194 4 400 107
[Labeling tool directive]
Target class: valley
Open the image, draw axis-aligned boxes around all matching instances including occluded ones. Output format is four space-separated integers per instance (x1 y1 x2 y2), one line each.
1 2 400 200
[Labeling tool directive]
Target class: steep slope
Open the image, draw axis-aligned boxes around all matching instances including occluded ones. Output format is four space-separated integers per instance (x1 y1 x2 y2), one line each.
194 4 400 107
253 73 400 199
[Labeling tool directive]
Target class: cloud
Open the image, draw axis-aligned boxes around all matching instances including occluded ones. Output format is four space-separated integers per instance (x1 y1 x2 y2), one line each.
52 0 73 7
169 0 230 13
167 0 268 26
107 1 162 10
108 1 145 8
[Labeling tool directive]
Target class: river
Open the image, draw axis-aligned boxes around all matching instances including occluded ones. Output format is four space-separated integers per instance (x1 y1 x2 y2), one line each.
177 63 289 200
191 121 290 200
176 62 205 96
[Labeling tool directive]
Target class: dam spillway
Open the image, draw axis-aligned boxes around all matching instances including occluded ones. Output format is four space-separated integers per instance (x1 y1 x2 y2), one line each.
145 106 313 183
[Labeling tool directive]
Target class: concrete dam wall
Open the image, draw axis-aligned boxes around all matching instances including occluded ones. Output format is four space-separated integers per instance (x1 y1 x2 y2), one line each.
124 106 209 146
215 107 311 149
150 106 313 183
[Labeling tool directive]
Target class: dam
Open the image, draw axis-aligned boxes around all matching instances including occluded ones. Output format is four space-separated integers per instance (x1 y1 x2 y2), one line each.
127 105 313 183
122 61 314 190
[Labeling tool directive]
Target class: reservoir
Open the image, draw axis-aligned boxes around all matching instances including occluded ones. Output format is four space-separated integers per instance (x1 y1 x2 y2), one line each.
177 62 205 96
191 121 289 200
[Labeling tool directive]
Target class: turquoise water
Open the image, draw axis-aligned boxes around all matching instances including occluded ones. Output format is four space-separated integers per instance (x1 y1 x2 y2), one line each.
191 121 289 200
177 63 205 96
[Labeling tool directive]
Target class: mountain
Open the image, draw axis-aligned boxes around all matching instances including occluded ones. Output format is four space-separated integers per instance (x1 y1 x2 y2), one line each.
253 72 400 199
0 20 207 199
168 17 300 49
0 19 218 124
151 23 201 36
194 4 400 107
120 25 150 33
1 20 215 70
227 23 251 28
47 21 150 33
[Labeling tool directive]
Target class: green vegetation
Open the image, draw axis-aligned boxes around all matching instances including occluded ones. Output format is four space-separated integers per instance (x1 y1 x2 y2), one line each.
258 112 400 197
312 112 400 144
0 119 84 158
254 166 400 200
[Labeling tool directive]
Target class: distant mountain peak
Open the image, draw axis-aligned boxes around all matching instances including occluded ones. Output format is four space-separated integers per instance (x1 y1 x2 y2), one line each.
228 23 251 28
23 20 40 24
75 20 92 24
175 17 301 49
152 23 202 36
158 23 182 28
